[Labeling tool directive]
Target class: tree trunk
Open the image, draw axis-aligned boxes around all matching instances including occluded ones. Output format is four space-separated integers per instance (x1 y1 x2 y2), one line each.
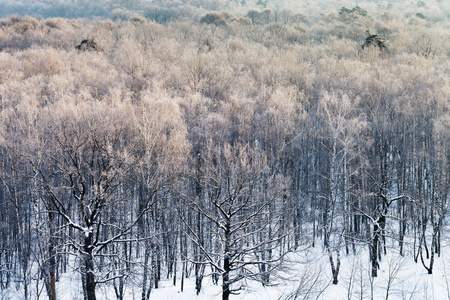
222 220 231 300
84 233 97 300
222 256 231 300
371 223 379 278
141 243 151 300
48 221 57 300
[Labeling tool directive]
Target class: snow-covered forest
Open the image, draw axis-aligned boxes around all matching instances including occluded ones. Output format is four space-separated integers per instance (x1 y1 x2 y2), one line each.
0 1 449 299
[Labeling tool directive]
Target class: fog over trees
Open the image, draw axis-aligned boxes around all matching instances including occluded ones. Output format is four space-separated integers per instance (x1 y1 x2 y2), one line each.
0 1 449 299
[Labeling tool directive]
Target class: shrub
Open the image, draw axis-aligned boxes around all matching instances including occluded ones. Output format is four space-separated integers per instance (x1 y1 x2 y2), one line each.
246 8 273 25
200 11 252 28
75 38 103 52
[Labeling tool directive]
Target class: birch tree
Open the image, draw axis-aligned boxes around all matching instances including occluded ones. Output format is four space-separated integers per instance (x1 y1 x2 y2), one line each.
317 91 367 284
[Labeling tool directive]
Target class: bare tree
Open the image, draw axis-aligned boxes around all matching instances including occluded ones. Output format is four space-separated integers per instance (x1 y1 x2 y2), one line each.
383 255 406 300
5 99 172 300
284 259 330 300
317 91 367 284
182 140 291 300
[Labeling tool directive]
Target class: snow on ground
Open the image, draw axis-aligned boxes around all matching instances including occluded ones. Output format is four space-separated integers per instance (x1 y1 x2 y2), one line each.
146 245 450 300
2 244 450 299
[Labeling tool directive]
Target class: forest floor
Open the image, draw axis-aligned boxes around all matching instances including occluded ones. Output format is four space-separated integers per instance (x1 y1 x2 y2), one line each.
2 241 449 300
149 246 450 300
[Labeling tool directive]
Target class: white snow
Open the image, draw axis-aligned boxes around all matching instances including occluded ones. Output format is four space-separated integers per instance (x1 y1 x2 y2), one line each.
3 243 450 300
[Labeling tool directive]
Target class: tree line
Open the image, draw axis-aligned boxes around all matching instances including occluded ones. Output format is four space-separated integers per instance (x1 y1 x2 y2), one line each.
0 7 449 300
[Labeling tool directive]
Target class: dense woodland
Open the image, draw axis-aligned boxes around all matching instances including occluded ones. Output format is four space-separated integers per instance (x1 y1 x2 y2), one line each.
0 1 449 299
